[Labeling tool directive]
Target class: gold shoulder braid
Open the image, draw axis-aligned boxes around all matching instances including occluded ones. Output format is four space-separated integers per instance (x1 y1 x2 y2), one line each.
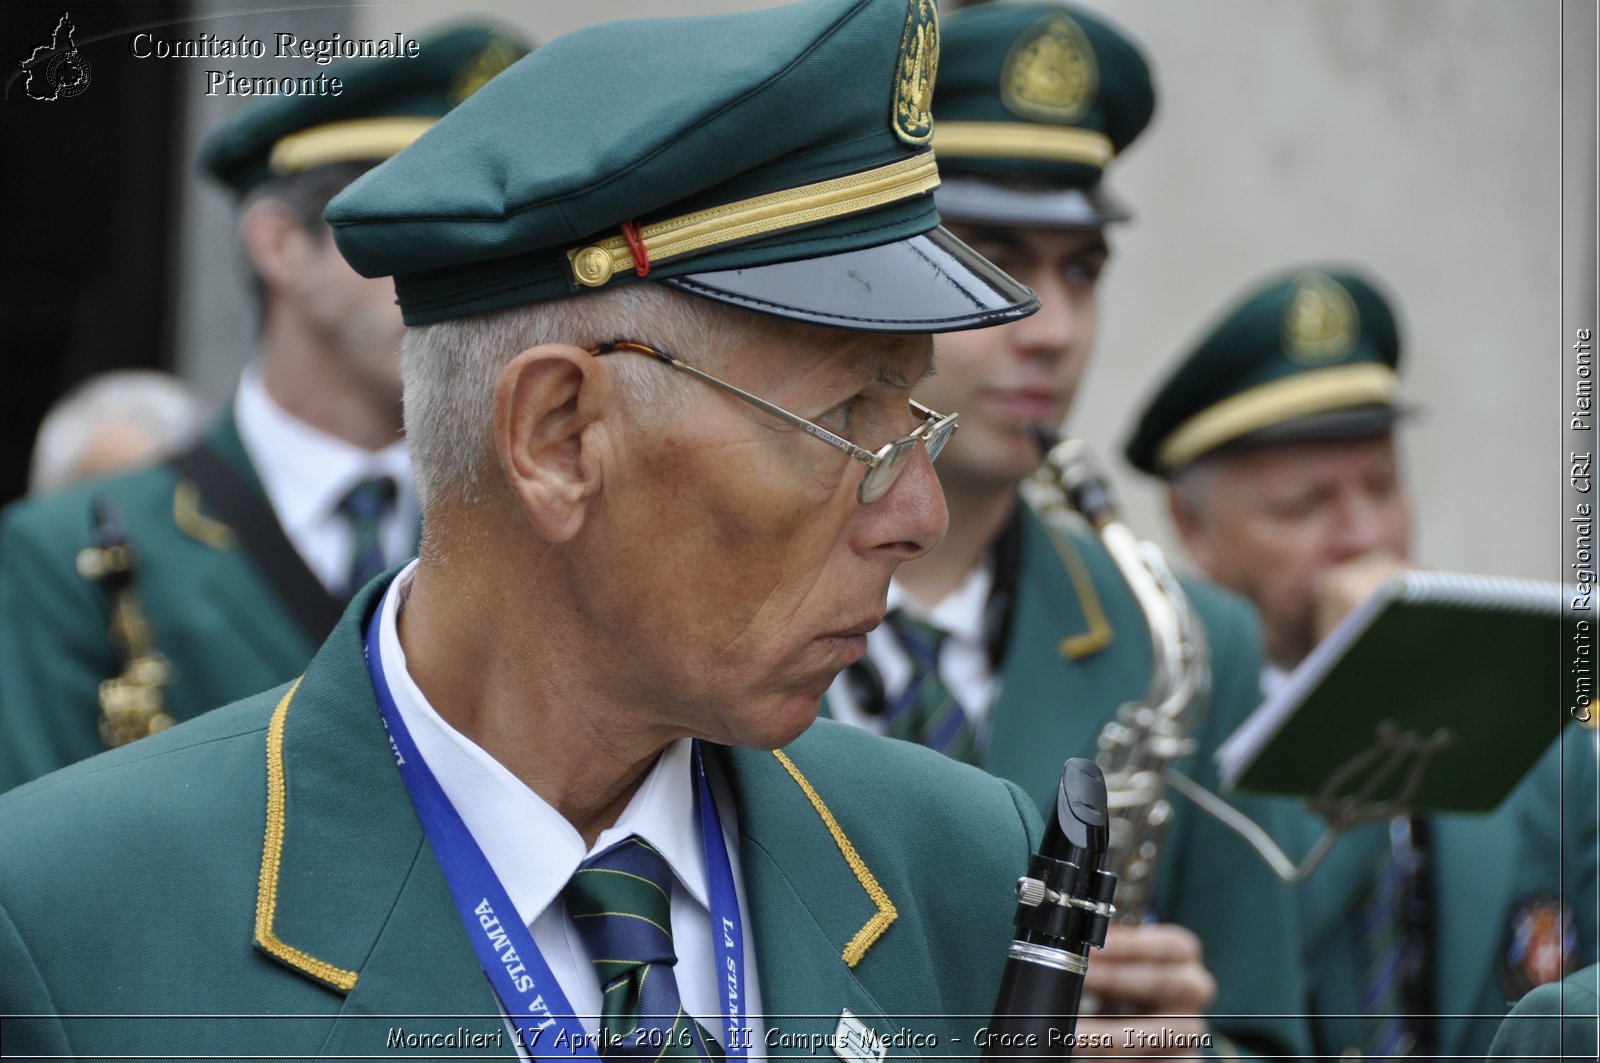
76 497 175 747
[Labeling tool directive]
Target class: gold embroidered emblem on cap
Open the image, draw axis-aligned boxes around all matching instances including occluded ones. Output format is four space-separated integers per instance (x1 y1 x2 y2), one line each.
1002 14 1097 124
449 32 523 104
1283 271 1361 365
892 0 939 145
566 152 941 288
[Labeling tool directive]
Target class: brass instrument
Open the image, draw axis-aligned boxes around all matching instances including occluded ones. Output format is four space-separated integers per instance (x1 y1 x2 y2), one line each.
76 498 175 747
1026 427 1210 925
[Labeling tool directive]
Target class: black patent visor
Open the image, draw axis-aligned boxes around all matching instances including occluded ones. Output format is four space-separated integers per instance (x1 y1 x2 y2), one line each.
661 226 1039 334
935 176 1132 229
1232 404 1409 451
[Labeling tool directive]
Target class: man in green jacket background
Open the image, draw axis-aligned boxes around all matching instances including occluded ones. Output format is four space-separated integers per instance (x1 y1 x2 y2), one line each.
0 23 528 791
1125 264 1600 1060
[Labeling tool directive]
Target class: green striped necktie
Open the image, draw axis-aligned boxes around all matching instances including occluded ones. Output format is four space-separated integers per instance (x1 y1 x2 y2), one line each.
336 475 397 597
883 609 977 763
563 835 724 1059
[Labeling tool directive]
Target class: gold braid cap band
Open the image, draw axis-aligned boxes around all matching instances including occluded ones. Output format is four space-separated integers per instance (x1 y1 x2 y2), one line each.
1156 363 1401 473
566 152 942 289
269 116 437 176
933 121 1112 167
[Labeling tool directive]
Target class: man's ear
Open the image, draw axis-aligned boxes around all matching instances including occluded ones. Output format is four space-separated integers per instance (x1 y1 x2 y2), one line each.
494 344 611 543
238 199 317 296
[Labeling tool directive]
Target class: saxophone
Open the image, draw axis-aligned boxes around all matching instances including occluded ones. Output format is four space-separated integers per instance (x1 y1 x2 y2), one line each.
76 497 176 747
1025 426 1210 925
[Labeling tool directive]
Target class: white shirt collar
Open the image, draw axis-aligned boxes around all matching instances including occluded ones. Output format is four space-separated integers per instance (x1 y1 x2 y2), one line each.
375 560 709 928
886 558 993 646
234 361 413 544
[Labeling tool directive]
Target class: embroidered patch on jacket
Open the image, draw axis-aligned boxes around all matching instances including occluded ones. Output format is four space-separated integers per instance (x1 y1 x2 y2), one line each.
1500 893 1579 1000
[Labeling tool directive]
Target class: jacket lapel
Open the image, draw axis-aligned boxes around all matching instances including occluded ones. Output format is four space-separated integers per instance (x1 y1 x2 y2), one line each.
983 508 1132 810
166 411 322 671
717 744 922 1060
250 581 511 1057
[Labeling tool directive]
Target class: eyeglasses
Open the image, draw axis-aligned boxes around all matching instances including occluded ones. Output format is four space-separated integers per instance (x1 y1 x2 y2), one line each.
589 340 957 504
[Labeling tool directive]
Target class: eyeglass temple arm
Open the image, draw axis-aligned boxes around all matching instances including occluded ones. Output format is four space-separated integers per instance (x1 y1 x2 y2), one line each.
597 340 878 466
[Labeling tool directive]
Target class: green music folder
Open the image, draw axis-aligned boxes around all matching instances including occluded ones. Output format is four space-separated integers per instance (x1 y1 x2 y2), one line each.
1216 572 1590 814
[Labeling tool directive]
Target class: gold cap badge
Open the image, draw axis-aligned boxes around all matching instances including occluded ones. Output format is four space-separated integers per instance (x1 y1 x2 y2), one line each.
450 32 523 105
1001 14 1097 124
892 0 939 145
1283 271 1361 365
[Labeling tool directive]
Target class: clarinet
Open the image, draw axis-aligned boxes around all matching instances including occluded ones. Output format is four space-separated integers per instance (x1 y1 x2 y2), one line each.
984 758 1117 1059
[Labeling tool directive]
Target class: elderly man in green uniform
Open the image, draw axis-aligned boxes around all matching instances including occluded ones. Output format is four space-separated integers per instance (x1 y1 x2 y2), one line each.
0 23 528 791
1125 264 1600 1059
0 1 1063 1057
824 4 1310 1059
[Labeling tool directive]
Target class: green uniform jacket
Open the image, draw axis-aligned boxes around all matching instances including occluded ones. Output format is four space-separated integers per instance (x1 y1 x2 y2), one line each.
829 504 1311 1059
0 574 1044 1060
1488 962 1599 1061
1294 727 1600 1060
0 413 347 791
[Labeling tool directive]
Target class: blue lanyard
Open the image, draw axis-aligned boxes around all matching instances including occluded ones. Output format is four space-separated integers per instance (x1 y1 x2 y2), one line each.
363 597 749 1060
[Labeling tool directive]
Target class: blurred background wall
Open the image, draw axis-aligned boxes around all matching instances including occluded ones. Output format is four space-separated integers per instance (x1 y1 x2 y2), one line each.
5 0 1595 585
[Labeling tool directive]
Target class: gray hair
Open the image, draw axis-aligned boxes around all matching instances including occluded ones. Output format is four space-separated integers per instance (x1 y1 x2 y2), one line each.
29 371 207 494
401 284 758 508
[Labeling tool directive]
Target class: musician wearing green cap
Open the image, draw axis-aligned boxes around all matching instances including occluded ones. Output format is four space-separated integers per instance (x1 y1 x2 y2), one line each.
822 4 1311 1058
1125 265 1599 1059
0 23 529 791
0 1 1060 1057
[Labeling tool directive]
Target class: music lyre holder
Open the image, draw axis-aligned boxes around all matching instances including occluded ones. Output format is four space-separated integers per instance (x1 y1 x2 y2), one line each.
1165 719 1455 884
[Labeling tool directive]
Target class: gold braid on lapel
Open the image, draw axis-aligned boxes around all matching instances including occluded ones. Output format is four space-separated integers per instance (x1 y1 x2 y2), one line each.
171 479 237 550
771 750 896 967
1038 517 1113 659
254 678 360 991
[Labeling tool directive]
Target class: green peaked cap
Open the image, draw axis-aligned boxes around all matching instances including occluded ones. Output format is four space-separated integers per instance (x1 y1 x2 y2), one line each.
932 1 1155 227
324 0 1038 330
199 22 532 195
1124 266 1404 478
